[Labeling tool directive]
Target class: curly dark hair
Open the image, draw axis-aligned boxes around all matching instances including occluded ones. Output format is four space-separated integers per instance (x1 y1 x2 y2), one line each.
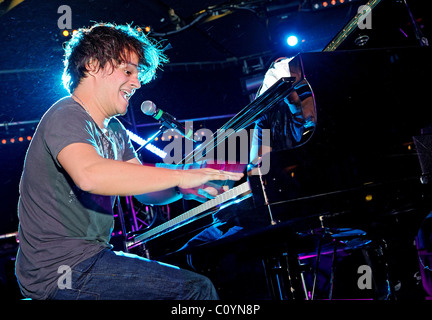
62 22 168 93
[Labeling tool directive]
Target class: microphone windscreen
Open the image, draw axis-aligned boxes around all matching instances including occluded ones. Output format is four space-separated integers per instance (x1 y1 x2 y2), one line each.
141 100 156 115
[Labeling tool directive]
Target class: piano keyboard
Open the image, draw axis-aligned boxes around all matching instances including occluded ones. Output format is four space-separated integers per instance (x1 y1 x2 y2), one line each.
126 181 252 248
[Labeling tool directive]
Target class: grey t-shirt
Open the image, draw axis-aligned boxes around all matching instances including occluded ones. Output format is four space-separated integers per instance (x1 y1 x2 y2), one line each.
16 97 137 299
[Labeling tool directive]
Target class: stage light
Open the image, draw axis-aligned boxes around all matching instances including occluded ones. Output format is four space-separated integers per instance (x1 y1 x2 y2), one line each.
126 129 167 159
312 0 356 10
62 30 69 37
0 136 32 145
286 35 298 46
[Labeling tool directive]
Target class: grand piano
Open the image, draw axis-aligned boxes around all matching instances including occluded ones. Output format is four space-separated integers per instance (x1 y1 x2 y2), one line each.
126 0 432 300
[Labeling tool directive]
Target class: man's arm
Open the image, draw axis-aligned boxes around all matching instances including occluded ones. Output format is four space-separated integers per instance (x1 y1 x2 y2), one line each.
126 157 182 205
57 142 242 197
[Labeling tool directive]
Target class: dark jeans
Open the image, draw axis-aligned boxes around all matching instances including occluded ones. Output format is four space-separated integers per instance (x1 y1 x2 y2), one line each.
50 249 219 300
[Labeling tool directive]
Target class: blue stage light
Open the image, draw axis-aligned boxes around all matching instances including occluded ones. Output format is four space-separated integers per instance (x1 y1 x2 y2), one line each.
126 130 167 159
286 35 298 46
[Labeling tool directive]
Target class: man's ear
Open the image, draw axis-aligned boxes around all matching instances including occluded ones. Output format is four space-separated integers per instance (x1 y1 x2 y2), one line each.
86 58 100 76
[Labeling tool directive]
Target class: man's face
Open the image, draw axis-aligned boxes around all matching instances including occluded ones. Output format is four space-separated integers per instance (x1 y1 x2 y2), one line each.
94 51 141 117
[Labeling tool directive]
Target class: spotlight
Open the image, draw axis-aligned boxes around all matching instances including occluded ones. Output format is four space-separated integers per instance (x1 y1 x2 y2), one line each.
286 35 298 47
62 30 69 37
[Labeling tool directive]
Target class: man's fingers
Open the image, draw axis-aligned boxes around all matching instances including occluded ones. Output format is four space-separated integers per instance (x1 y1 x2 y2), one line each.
212 169 243 181
178 168 243 190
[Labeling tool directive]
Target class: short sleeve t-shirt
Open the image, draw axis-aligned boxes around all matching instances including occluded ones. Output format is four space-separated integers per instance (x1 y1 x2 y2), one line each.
15 97 137 299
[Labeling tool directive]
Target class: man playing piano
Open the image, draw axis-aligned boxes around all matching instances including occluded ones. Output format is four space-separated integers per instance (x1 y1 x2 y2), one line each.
15 22 243 300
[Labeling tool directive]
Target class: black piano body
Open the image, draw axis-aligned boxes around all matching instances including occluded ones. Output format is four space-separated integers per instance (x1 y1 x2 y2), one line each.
242 45 432 230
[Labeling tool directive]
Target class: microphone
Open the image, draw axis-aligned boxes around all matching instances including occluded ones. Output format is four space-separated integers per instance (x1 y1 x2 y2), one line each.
141 100 196 141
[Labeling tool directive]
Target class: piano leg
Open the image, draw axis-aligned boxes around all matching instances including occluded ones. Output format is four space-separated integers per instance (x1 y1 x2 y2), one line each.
262 251 309 300
311 234 324 300
416 212 432 299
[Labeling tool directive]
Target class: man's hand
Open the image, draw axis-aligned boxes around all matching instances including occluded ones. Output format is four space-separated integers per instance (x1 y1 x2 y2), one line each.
180 184 229 203
177 168 243 203
178 168 243 190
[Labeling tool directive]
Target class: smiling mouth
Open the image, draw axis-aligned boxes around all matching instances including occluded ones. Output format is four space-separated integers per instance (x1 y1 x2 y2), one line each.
121 89 134 102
